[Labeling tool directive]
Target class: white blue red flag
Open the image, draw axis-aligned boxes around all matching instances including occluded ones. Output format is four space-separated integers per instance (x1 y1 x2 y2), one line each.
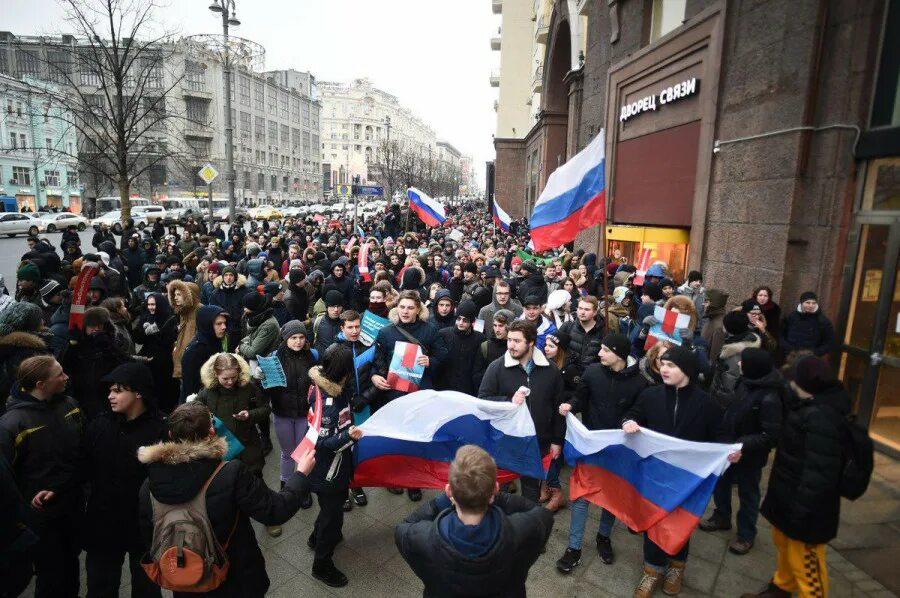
407 187 446 227
529 130 606 252
352 391 548 488
492 201 511 232
564 413 739 554
645 305 692 349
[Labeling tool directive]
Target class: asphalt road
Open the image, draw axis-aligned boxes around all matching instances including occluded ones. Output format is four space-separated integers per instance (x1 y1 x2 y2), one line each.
1 228 97 293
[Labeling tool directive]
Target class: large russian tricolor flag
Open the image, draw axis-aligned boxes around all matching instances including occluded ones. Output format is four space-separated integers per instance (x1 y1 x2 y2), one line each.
492 201 511 232
529 130 607 252
407 187 446 227
352 390 547 489
564 414 739 555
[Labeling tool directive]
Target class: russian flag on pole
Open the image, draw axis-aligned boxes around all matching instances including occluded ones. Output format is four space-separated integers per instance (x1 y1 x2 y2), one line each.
352 390 547 489
407 187 446 227
529 129 607 252
492 201 511 232
564 414 739 555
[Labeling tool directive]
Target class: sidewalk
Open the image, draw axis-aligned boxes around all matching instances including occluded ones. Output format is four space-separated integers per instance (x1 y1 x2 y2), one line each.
85 445 900 597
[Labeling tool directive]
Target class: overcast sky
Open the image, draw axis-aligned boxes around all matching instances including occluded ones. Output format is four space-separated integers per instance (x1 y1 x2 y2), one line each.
6 0 499 187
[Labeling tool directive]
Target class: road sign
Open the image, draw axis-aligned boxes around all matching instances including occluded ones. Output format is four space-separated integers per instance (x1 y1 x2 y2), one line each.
356 185 384 196
198 164 219 185
336 184 352 197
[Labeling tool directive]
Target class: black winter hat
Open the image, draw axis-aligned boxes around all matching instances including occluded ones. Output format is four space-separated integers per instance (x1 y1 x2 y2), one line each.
463 262 478 275
799 291 818 303
325 289 344 307
101 362 156 409
547 330 571 351
740 348 773 380
455 300 479 322
790 355 838 395
242 291 268 313
723 311 750 335
688 270 703 283
521 260 538 274
472 286 493 310
659 278 675 290
288 269 306 285
643 282 663 302
434 288 453 305
522 294 543 307
602 333 631 362
660 346 697 381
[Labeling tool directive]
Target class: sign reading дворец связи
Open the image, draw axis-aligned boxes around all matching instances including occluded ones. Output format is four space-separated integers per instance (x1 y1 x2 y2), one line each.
619 78 700 122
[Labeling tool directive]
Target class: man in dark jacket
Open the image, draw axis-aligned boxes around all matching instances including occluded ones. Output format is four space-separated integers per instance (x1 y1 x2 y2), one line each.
138 402 315 598
91 223 115 250
780 291 835 357
83 362 166 598
516 260 548 304
701 348 783 556
395 445 553 598
180 305 229 401
313 290 344 354
430 288 456 331
435 300 487 395
209 265 250 349
557 333 646 572
0 355 85 598
559 295 605 375
323 258 355 309
708 311 762 408
478 319 564 504
481 309 513 364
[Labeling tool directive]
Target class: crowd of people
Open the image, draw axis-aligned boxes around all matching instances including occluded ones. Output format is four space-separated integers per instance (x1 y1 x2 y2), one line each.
0 198 857 598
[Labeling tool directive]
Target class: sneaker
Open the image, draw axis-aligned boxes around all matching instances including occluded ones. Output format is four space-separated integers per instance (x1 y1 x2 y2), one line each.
352 487 368 506
596 534 614 564
634 564 663 598
729 538 754 555
544 487 567 512
698 516 731 532
662 560 685 595
342 496 353 512
312 558 348 588
408 488 423 501
555 547 582 574
266 525 282 538
387 487 404 495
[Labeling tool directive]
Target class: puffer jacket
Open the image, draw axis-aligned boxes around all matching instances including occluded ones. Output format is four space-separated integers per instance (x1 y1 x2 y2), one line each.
708 332 762 408
168 280 201 378
559 319 605 374
724 370 785 468
781 306 835 357
307 367 355 494
570 357 647 430
760 385 849 544
138 437 309 598
194 353 270 473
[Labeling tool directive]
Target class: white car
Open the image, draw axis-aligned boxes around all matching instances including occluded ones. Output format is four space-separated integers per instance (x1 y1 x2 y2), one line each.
132 205 167 224
0 212 44 237
92 210 148 232
38 212 89 232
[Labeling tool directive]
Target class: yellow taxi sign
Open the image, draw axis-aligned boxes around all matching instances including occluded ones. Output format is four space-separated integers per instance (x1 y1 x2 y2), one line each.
198 164 219 185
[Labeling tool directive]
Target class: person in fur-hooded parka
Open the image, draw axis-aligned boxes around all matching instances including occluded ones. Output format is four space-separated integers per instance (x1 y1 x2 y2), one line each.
167 280 201 379
0 302 52 409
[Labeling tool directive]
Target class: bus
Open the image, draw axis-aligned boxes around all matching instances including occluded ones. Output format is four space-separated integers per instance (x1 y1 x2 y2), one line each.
95 196 151 214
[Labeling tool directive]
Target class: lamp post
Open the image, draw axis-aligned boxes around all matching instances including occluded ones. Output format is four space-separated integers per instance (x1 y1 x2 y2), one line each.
384 115 392 199
209 0 240 225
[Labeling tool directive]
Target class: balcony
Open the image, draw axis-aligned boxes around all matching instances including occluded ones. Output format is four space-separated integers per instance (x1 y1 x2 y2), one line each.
182 84 212 100
532 65 543 93
492 0 502 15
183 123 214 140
490 36 501 51
489 69 500 87
535 14 549 43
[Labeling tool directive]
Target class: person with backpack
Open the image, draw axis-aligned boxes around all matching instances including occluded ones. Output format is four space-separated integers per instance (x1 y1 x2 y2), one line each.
82 362 167 598
138 402 315 598
742 354 866 598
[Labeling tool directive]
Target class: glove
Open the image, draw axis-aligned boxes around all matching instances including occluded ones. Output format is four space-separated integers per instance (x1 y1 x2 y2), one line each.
642 315 659 327
350 394 368 413
143 322 159 335
677 329 694 348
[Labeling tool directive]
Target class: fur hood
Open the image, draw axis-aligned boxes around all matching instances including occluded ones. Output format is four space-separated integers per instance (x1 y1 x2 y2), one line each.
138 436 227 465
388 302 430 324
167 280 200 315
0 330 47 350
719 333 762 360
212 273 247 290
309 365 346 397
200 352 251 388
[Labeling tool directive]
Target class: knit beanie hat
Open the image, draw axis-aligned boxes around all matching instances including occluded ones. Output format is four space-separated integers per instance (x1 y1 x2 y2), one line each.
687 270 703 283
463 262 478 275
790 355 837 395
493 308 515 323
740 348 773 380
472 286 493 310
207 261 221 275
723 311 750 335
325 289 344 307
0 301 43 336
39 279 62 300
643 282 663 302
434 288 453 305
660 346 697 381
799 291 818 303
547 330 571 351
242 291 267 313
602 332 631 362
455 300 479 322
101 363 156 408
222 265 237 277
511 256 523 266
521 260 538 274
16 262 41 282
280 319 307 340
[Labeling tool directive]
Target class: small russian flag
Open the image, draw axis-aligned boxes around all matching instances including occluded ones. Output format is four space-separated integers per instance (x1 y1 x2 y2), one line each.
407 187 446 227
492 201 511 232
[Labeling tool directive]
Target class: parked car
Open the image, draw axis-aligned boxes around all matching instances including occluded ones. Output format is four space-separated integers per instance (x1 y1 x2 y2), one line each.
38 212 89 232
92 210 147 232
132 205 167 224
0 212 43 237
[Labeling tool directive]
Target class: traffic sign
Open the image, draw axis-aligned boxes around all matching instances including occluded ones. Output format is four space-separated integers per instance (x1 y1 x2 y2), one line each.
198 164 219 185
336 184 352 197
356 185 384 196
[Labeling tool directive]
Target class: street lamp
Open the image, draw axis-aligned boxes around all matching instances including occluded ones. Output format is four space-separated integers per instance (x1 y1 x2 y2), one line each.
209 0 239 225
384 115 392 198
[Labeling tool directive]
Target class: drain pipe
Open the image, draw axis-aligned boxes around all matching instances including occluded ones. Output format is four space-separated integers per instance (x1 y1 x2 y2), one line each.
713 124 861 158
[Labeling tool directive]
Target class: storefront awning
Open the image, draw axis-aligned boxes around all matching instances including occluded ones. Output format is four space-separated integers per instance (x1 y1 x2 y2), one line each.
605 225 690 244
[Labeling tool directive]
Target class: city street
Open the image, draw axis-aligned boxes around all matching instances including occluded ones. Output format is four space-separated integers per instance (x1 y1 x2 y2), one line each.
0 228 95 292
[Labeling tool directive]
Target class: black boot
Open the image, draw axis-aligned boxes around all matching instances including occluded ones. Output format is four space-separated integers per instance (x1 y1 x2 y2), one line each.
312 558 348 588
352 487 368 506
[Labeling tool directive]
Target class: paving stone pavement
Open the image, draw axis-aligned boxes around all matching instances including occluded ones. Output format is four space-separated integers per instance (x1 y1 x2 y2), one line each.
44 426 900 597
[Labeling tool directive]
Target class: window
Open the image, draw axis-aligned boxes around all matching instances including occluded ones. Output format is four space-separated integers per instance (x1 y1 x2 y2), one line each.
303 103 310 127
186 99 209 124
871 0 900 127
5 99 11 114
254 81 265 109
292 127 301 150
255 116 265 142
16 101 22 116
257 173 265 190
78 50 101 87
280 124 290 145
268 121 277 144
144 56 163 89
185 60 206 91
239 75 251 106
8 132 16 149
15 48 39 78
282 175 289 192
67 170 78 185
19 133 26 148
649 0 687 43
240 112 251 140
270 175 276 190
13 166 31 185
280 93 288 118
45 138 52 153
291 97 300 123
45 170 60 186
187 138 210 158
47 50 73 84
267 88 277 115
243 170 251 189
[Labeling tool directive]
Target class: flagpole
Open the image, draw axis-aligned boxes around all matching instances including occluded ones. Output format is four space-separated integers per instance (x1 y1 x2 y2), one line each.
602 225 610 334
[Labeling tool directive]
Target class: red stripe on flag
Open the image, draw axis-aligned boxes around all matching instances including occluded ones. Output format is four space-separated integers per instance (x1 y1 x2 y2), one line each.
400 343 419 368
529 190 606 252
352 452 553 489
661 309 680 334
386 372 419 393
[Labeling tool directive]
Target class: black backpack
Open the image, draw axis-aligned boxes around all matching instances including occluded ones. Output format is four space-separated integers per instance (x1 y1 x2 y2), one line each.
838 415 874 500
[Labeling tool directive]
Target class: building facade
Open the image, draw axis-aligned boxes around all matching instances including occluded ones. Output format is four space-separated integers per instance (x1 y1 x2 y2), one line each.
0 73 81 211
492 0 900 453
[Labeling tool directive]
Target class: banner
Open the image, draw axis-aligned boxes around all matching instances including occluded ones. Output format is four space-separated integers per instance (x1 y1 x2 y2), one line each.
69 263 100 329
386 341 424 392
256 354 287 389
359 310 389 346
358 240 371 283
632 248 653 286
516 248 555 266
644 305 691 350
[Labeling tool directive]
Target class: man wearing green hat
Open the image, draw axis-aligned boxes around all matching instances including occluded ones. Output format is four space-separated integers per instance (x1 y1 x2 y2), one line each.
15 262 42 306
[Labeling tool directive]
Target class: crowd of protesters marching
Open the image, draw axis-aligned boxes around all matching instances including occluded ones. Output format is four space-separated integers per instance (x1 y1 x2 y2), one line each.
0 196 859 598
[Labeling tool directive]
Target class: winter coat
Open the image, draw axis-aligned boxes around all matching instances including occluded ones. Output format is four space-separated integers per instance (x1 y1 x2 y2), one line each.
312 313 342 355
623 383 728 443
478 348 565 448
307 367 355 493
395 492 554 598
477 292 523 339
238 310 280 362
180 305 230 401
724 370 785 468
741 298 782 337
372 305 449 404
130 265 164 316
338 336 379 412
47 303 71 359
760 386 849 544
62 330 132 420
708 332 762 409
132 293 179 410
194 353 270 474
429 306 456 331
283 279 310 322
570 357 647 430
167 280 201 378
82 409 167 551
0 387 85 522
517 273 548 304
434 327 487 395
209 274 251 343
138 437 309 598
0 332 51 410
322 273 355 309
518 314 556 352
109 311 136 355
605 302 634 337
121 245 146 289
559 319 604 374
92 229 115 250
781 306 835 357
638 355 664 385
701 304 727 364
481 336 507 365
262 344 318 419
677 283 706 322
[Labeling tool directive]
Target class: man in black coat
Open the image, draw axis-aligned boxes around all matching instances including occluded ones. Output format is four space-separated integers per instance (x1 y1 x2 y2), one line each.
313 290 344 355
323 258 355 309
139 402 315 598
557 333 647 571
434 300 487 395
180 305 229 401
91 223 115 250
780 291 835 357
83 362 167 598
395 445 553 598
558 295 605 375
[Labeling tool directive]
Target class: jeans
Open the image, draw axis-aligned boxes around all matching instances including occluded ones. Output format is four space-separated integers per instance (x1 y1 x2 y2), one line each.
644 534 689 570
546 456 562 489
273 415 309 482
711 463 763 542
567 497 617 549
